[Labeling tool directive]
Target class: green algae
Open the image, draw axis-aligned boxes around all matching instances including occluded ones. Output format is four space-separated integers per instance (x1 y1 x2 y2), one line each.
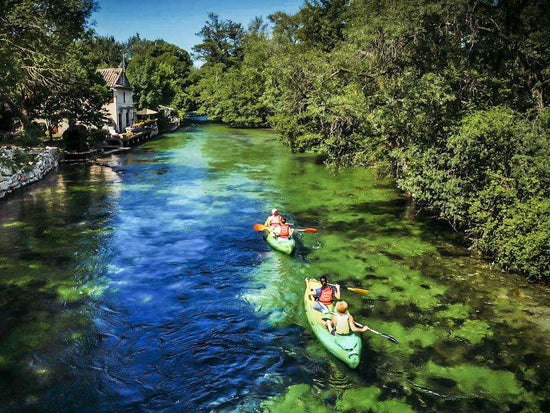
434 304 473 319
0 162 115 410
56 282 106 303
356 235 438 258
336 386 382 411
69 185 98 192
365 321 443 355
2 321 54 353
450 319 493 345
0 354 9 369
335 386 415 412
261 383 416 413
414 361 530 403
367 267 447 310
261 384 331 413
242 256 307 328
2 221 26 228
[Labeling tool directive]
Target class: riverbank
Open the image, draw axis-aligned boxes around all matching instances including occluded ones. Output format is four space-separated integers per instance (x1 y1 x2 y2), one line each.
0 146 60 199
0 122 181 200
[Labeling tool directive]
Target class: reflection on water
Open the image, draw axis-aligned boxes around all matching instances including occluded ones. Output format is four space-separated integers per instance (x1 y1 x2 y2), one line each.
0 124 549 412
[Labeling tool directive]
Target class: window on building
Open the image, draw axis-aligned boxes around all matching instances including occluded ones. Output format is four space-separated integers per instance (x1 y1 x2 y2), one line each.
126 111 129 126
123 92 126 103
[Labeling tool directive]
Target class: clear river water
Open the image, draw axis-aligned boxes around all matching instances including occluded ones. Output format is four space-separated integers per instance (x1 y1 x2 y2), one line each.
1 122 549 412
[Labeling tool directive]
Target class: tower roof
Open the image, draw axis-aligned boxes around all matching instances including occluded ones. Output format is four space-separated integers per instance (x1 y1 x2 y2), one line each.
97 68 131 89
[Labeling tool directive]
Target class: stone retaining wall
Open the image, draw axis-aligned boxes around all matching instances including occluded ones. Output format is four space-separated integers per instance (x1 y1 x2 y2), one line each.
0 147 60 199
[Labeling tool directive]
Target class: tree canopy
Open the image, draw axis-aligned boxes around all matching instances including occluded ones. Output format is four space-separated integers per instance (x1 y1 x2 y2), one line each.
0 0 106 134
188 0 550 281
192 13 245 68
126 40 193 114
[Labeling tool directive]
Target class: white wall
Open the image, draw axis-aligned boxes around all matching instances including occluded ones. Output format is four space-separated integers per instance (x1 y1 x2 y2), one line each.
109 88 135 133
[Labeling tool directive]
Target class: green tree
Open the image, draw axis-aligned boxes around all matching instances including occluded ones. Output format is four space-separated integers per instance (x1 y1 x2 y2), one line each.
268 11 299 44
29 42 110 136
126 40 192 115
85 34 126 68
0 0 97 133
296 0 349 52
192 13 244 67
189 17 273 126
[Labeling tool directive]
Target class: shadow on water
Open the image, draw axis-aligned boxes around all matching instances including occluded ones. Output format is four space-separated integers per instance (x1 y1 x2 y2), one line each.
0 164 118 412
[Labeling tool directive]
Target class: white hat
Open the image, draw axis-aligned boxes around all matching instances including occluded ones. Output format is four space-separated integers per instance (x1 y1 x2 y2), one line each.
271 208 278 214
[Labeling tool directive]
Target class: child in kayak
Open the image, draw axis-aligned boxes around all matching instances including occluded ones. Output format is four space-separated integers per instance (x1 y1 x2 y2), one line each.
327 301 369 335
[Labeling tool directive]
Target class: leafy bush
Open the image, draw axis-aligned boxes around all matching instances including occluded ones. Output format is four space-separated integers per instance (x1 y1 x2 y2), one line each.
0 131 41 148
62 125 88 152
157 116 170 132
88 128 108 149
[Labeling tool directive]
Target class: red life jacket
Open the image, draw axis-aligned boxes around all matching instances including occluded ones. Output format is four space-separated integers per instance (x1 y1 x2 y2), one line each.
318 285 334 304
279 224 290 238
269 215 282 226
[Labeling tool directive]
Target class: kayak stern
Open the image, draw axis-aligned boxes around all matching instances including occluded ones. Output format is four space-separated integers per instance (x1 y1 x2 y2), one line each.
264 230 295 254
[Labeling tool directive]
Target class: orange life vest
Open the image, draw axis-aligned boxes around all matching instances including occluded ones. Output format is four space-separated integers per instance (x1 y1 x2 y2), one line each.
279 224 290 238
318 285 334 305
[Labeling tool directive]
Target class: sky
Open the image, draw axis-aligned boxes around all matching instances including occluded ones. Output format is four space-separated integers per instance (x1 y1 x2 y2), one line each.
92 0 304 58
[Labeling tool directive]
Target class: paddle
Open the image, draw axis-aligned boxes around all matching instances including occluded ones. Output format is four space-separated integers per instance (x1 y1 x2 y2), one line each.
353 322 399 344
344 286 369 295
328 283 369 295
253 223 318 233
253 223 267 231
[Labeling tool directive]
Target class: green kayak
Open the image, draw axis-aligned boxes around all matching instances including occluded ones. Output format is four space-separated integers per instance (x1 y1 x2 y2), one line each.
304 278 362 368
264 230 296 255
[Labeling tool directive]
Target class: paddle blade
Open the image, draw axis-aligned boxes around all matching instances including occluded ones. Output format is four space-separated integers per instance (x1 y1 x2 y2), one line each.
253 223 266 231
346 287 369 295
302 228 318 233
381 333 399 344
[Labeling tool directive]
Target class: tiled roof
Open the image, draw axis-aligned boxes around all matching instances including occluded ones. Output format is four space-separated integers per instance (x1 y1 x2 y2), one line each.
97 68 131 88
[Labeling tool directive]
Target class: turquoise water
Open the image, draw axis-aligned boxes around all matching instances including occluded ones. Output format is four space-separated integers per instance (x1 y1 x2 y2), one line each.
0 122 549 412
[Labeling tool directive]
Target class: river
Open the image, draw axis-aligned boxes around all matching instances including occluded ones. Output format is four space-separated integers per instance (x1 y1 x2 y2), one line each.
1 122 549 412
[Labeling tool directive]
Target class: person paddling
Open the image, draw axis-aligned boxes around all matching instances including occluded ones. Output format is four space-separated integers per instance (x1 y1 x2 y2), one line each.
273 217 294 239
265 208 282 228
308 275 341 315
326 301 369 335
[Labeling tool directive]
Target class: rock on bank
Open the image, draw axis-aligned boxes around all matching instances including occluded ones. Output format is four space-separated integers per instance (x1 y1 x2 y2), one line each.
0 147 60 199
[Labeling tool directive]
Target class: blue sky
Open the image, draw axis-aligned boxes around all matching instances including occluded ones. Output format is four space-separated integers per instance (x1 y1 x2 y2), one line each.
92 0 304 56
